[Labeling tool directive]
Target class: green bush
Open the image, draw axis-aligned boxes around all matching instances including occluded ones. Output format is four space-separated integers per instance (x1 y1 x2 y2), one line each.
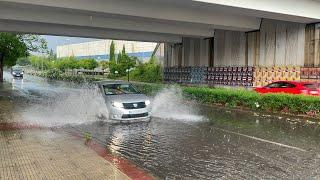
133 82 165 96
16 57 31 66
41 70 98 83
133 83 320 117
77 59 98 70
53 57 79 71
27 56 100 71
29 56 52 70
183 87 320 115
99 61 109 70
130 56 163 83
45 69 62 79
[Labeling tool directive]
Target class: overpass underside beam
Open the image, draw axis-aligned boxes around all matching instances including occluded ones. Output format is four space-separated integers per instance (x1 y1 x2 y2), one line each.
166 19 318 68
0 0 261 32
0 2 215 38
0 20 182 43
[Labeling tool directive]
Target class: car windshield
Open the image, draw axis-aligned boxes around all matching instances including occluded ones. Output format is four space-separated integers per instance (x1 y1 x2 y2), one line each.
266 82 281 88
304 84 318 90
103 83 140 95
12 69 22 73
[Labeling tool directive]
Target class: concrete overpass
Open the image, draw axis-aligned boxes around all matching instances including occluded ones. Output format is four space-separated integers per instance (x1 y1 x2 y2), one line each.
0 0 319 43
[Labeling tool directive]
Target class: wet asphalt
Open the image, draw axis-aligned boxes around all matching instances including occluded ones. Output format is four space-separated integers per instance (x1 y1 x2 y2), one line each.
1 72 320 179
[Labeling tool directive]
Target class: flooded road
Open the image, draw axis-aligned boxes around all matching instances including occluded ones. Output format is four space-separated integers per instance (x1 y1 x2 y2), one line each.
2 72 320 179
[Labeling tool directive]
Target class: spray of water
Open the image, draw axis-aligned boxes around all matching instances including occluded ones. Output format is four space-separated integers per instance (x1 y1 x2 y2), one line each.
151 86 204 121
20 82 203 127
21 85 109 127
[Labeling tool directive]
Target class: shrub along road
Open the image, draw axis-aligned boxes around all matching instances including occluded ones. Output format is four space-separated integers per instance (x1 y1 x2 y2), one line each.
134 83 320 120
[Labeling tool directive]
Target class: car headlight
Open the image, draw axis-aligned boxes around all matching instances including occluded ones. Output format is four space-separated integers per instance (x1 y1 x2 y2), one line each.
112 101 124 108
145 100 151 106
12 72 16 75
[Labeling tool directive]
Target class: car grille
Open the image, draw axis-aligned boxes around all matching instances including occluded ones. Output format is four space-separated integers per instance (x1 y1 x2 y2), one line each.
123 102 146 109
122 113 149 119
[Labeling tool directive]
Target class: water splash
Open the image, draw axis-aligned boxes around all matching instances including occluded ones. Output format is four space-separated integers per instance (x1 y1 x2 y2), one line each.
21 85 108 127
151 86 204 121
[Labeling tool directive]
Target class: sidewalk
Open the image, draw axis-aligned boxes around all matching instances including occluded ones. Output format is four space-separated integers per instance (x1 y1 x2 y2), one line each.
0 129 130 180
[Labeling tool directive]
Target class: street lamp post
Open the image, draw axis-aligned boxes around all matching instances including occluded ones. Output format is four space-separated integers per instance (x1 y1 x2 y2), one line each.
126 68 134 82
0 52 4 82
126 67 129 82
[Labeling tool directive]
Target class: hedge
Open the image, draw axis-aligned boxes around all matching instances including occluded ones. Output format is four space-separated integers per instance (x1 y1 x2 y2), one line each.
132 82 165 96
133 83 320 117
184 87 320 114
33 69 100 83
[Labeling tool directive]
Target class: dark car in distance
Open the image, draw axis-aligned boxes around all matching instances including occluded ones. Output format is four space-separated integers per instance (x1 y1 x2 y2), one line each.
11 69 24 78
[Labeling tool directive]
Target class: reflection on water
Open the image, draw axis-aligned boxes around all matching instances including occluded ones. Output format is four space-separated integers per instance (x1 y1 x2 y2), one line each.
68 110 320 179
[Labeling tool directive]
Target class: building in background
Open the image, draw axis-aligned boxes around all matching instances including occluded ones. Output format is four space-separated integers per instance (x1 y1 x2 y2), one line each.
56 40 164 62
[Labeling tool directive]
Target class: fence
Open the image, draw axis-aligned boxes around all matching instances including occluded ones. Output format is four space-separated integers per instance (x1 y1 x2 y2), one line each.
164 66 320 87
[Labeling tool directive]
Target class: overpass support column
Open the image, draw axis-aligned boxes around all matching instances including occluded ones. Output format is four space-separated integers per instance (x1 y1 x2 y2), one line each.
164 37 211 68
305 23 320 67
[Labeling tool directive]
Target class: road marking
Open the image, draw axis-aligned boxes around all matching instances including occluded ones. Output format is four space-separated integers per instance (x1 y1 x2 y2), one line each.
215 127 307 152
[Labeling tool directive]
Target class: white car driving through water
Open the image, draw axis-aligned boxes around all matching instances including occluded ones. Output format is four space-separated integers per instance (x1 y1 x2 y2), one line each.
97 81 152 123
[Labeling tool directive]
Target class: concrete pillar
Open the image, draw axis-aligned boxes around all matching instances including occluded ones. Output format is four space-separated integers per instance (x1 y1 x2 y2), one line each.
164 43 172 67
316 24 320 67
163 37 213 68
305 23 320 67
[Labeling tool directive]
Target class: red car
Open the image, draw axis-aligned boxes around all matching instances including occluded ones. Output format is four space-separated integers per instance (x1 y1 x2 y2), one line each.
255 81 320 96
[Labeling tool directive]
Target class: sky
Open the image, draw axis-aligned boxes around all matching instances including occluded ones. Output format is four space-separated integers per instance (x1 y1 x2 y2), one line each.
42 35 99 53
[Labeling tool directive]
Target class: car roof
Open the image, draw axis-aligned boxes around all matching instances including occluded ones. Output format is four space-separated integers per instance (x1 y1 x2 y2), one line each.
95 80 131 86
272 81 317 85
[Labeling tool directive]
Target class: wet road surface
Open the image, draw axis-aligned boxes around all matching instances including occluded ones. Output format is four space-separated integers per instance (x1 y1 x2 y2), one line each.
2 72 320 179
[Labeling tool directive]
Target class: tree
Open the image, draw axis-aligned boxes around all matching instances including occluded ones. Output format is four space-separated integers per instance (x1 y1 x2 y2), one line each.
109 41 115 63
48 49 56 60
117 51 122 64
121 45 126 55
16 57 31 66
108 45 137 77
77 59 98 70
0 33 47 81
19 34 48 54
0 33 27 82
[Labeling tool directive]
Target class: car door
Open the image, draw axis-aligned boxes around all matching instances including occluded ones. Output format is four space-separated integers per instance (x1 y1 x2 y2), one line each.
280 82 298 94
264 82 282 93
